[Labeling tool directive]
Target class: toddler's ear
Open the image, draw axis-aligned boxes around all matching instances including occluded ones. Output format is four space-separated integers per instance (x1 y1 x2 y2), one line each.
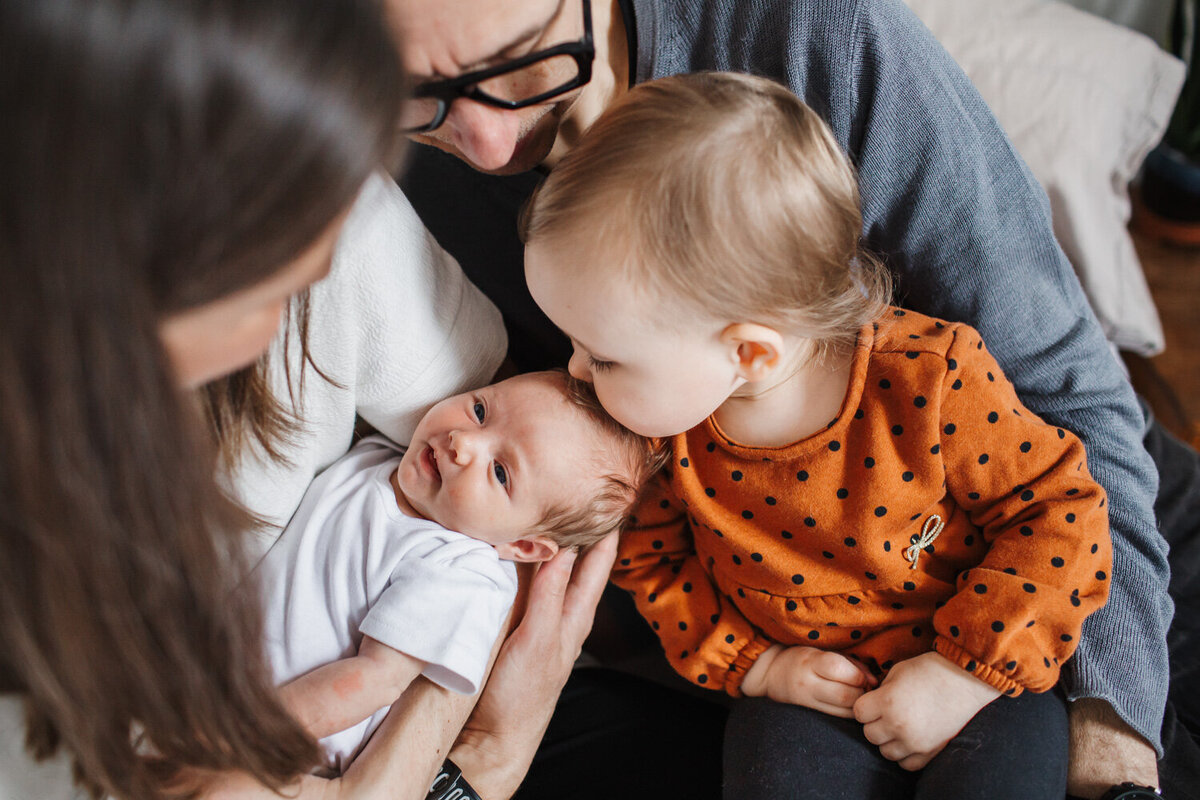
495 535 560 563
721 322 784 382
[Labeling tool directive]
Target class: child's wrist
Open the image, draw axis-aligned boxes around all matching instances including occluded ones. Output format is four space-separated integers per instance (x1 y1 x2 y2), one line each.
739 643 783 697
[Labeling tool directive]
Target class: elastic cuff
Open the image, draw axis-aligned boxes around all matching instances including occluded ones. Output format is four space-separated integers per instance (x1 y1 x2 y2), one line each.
934 638 1025 696
724 636 774 697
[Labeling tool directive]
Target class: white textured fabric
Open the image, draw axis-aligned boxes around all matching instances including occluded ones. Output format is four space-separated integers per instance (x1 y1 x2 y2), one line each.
905 0 1185 355
0 696 86 800
0 173 506 796
225 172 507 562
256 435 517 773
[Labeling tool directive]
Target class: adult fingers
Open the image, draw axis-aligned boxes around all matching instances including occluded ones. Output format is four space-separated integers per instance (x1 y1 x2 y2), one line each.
898 753 931 772
517 547 578 634
561 533 617 627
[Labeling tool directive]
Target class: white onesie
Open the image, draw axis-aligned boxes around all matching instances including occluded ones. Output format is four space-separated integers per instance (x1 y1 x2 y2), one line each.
255 435 518 773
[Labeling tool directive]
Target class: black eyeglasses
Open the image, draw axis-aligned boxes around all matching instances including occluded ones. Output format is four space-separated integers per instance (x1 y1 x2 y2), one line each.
400 0 594 134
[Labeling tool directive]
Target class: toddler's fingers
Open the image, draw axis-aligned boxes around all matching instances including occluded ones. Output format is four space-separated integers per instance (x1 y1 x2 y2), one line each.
861 718 893 746
898 753 932 772
812 651 868 685
807 700 858 719
878 740 912 764
847 656 879 688
854 690 883 725
812 678 866 709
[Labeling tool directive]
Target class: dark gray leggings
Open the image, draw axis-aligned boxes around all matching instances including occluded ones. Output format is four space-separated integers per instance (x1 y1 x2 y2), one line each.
723 689 1068 800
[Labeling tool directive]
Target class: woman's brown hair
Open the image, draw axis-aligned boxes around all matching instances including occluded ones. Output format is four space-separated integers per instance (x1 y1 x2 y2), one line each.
0 0 403 797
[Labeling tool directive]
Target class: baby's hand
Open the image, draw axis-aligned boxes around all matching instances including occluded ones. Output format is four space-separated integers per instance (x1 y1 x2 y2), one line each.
853 651 1001 771
742 645 877 718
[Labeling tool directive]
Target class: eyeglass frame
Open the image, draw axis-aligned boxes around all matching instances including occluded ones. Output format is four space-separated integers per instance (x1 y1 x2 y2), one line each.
402 0 594 134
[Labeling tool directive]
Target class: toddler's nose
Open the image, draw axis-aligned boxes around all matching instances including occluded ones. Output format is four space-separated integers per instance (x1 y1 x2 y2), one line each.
567 350 592 383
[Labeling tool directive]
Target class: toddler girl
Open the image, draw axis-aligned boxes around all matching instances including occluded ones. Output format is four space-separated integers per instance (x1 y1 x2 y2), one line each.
522 72 1112 799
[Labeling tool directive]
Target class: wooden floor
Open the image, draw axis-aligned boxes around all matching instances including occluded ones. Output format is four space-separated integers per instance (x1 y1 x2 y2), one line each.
1132 229 1200 443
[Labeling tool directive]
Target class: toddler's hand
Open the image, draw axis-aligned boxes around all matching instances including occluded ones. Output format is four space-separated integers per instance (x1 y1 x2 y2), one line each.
853 651 1001 771
743 645 877 718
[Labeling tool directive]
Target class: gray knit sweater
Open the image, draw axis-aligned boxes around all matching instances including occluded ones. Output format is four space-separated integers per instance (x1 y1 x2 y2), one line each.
401 0 1172 751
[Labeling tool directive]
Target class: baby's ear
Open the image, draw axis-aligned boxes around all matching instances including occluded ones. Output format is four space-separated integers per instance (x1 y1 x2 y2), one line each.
494 535 560 563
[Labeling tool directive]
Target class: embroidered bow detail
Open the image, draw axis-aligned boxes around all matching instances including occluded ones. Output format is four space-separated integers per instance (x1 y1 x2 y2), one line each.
905 514 943 570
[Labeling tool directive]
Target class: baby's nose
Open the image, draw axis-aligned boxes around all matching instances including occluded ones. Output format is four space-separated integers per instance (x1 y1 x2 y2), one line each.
448 429 481 464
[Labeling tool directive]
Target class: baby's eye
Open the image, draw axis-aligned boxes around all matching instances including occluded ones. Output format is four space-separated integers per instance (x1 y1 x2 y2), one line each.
493 462 508 487
473 401 486 422
588 355 615 373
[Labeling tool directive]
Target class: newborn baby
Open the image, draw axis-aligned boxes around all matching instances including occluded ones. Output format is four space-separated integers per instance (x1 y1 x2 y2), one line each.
255 370 660 773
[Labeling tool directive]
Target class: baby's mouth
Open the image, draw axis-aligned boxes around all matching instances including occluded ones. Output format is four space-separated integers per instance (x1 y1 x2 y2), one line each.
423 445 442 482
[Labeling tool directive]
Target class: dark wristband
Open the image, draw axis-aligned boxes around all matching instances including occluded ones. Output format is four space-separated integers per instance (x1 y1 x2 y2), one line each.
1097 783 1162 800
427 758 484 800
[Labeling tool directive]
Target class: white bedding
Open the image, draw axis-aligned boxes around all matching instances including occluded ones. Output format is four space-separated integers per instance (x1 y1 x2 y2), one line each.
906 0 1185 355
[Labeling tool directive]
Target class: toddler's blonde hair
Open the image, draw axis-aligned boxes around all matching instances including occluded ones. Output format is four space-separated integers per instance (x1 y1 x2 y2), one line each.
523 71 891 353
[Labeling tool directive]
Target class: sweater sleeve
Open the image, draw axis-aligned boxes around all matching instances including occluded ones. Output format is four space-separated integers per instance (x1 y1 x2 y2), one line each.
224 175 507 561
332 174 508 444
612 476 773 696
930 324 1112 695
831 0 1169 747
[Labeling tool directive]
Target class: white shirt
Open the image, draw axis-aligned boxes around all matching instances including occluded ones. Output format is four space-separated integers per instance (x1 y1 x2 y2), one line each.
256 436 517 772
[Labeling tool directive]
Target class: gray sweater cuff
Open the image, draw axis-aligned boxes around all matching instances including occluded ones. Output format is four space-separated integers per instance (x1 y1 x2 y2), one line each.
1062 556 1172 756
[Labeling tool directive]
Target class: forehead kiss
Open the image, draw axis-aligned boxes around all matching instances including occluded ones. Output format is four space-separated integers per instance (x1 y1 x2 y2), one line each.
404 371 615 531
525 241 740 437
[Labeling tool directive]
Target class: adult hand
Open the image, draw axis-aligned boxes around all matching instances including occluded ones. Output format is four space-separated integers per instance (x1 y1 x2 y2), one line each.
449 534 617 799
854 651 1000 771
1067 698 1159 798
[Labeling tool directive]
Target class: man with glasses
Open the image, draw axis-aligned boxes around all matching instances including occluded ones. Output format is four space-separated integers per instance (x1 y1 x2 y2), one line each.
386 1 1198 798
387 0 611 177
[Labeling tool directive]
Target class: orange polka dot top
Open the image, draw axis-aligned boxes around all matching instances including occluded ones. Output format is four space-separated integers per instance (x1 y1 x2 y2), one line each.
613 308 1112 698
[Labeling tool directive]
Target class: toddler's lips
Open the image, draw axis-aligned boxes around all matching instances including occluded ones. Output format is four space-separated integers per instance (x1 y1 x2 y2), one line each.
422 445 441 482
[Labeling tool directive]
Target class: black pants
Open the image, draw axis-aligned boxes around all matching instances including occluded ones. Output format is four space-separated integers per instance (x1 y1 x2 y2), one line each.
520 415 1200 800
1147 416 1200 800
513 667 725 800
723 690 1067 800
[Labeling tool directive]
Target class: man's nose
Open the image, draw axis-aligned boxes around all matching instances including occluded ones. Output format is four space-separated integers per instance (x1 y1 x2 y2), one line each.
443 99 524 171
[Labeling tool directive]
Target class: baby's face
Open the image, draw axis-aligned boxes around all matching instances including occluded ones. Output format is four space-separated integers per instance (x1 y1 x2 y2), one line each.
526 240 743 438
395 372 606 545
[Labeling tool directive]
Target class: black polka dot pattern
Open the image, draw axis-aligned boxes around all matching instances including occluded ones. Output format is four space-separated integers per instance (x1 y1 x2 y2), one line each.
609 310 1109 699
